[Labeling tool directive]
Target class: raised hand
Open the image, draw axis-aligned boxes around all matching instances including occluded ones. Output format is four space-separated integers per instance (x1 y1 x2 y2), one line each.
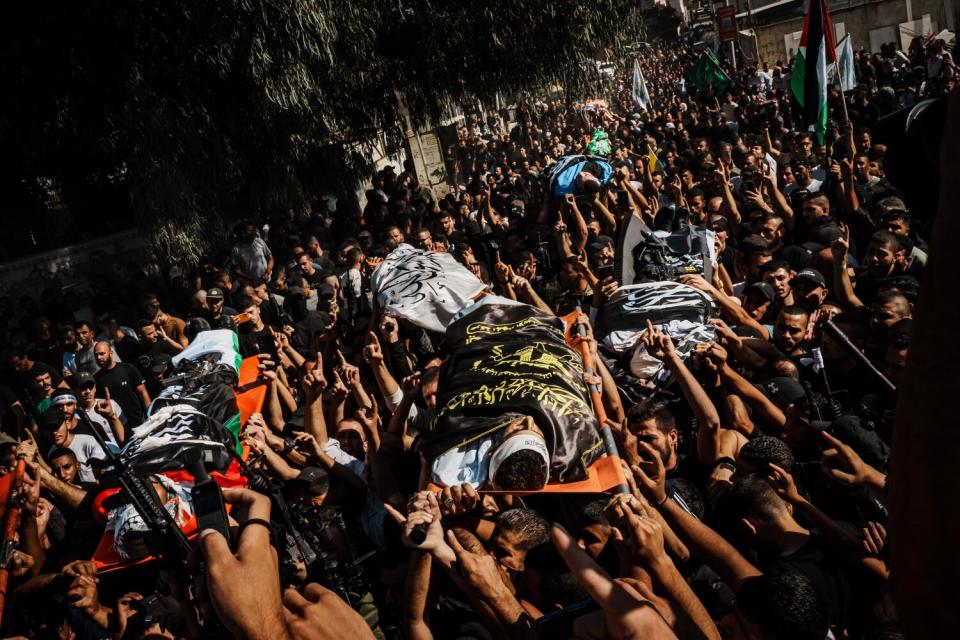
831 225 850 263
66 573 104 618
114 592 146 639
861 521 887 557
820 431 880 487
551 523 678 639
708 318 739 344
631 441 668 506
94 388 114 418
401 372 422 395
336 351 361 389
354 397 381 433
258 355 279 384
385 491 446 552
679 273 714 293
494 256 511 284
199 488 289 640
15 437 38 463
323 370 349 403
363 332 383 365
641 319 677 362
301 355 326 402
293 432 323 460
766 463 803 504
608 496 668 569
7 549 36 579
446 529 516 601
693 341 728 372
594 276 620 305
282 583 375 640
437 483 481 518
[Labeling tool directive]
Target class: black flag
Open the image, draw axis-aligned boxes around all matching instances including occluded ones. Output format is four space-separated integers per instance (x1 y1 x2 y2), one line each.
422 302 603 484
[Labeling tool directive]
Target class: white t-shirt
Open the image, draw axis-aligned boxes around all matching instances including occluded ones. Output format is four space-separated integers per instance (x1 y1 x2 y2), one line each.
722 101 739 124
81 400 126 449
49 433 111 483
431 433 497 489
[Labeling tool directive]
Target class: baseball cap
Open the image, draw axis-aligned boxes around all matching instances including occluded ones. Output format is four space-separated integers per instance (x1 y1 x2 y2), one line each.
589 235 614 252
0 433 16 447
791 268 827 289
828 415 890 468
762 377 807 408
809 225 843 246
207 287 225 300
41 409 67 430
150 353 173 374
73 371 96 388
745 282 776 303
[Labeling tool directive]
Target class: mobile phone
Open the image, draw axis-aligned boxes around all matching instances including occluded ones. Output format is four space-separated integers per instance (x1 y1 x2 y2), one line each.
597 263 615 280
255 332 279 361
233 311 252 325
615 188 630 213
192 477 231 542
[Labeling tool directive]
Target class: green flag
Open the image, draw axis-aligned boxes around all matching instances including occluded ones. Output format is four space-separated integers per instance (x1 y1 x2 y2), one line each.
686 51 731 92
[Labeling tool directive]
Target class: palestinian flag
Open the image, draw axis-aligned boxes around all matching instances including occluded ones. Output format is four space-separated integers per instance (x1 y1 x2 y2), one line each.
791 0 837 144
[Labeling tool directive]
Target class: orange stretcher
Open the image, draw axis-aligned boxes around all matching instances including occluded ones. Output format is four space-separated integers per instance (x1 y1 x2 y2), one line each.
91 357 267 571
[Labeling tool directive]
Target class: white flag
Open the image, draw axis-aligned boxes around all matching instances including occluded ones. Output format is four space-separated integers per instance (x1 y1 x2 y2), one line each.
835 35 857 91
633 59 651 111
371 244 486 333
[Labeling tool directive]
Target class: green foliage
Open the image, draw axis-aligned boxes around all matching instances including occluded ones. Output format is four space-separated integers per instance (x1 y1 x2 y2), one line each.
0 1 644 263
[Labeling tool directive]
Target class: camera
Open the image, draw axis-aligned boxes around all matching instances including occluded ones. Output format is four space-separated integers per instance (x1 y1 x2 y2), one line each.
288 503 375 607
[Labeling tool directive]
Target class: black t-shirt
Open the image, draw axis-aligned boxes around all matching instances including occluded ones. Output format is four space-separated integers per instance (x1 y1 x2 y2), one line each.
95 363 146 427
764 535 852 630
238 327 274 358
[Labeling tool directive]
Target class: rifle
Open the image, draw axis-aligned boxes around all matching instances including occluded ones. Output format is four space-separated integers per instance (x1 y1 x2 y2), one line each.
226 447 317 570
75 408 193 574
821 319 897 395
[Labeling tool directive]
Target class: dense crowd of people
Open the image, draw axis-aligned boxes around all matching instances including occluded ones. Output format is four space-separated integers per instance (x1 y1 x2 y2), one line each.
0 33 953 639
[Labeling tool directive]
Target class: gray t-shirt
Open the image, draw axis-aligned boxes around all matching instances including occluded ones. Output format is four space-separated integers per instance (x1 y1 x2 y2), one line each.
231 238 272 282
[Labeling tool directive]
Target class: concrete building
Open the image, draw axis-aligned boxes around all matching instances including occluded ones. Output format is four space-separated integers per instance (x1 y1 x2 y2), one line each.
731 0 956 65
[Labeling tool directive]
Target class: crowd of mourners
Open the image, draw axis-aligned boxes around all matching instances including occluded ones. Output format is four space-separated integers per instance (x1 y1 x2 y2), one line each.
0 34 953 640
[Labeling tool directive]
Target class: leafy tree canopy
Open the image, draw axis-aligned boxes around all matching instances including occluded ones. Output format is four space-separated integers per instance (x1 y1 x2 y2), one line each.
0 1 644 262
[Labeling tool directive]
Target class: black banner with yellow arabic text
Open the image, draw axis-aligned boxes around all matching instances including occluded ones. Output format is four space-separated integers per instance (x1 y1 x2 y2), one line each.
423 303 603 484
